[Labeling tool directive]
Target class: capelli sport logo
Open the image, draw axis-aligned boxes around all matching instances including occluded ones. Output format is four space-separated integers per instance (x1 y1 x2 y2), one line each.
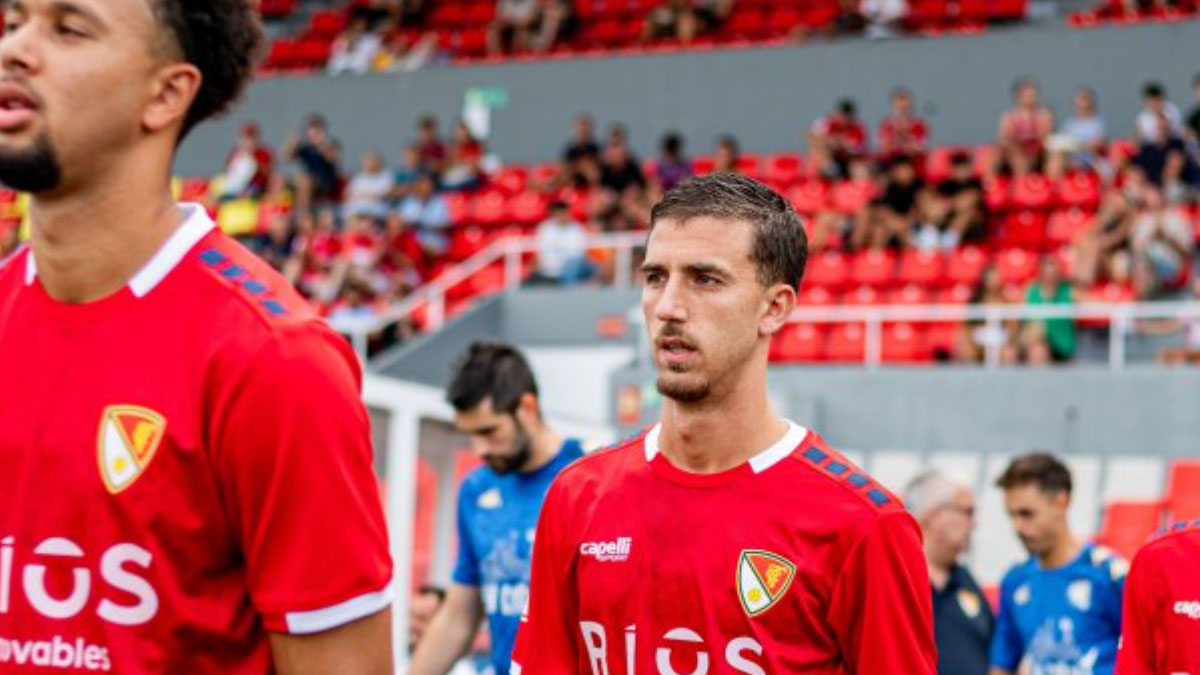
1175 600 1200 620
97 406 166 495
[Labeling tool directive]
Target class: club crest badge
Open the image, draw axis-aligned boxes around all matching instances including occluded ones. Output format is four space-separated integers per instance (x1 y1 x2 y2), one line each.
737 550 796 617
97 405 166 495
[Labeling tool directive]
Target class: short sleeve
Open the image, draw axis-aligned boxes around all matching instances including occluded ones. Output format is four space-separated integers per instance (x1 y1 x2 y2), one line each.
990 573 1025 671
1116 547 1160 675
510 478 579 673
208 324 393 634
451 483 481 587
827 512 937 675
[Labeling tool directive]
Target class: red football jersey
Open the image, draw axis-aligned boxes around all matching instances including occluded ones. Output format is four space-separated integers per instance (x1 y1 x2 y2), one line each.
1117 523 1200 675
511 422 936 674
0 205 392 673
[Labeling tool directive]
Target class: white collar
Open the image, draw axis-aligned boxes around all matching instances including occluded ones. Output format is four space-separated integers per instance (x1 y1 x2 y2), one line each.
25 203 216 298
645 420 810 474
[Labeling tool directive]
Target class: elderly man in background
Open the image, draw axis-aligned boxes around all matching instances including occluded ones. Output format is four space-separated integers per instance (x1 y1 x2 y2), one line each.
906 469 995 675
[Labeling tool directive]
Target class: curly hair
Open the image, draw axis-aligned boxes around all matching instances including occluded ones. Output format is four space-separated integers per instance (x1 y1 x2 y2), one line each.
152 0 265 139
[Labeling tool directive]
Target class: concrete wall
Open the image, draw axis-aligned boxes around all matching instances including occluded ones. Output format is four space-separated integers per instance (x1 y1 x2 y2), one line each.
178 21 1200 175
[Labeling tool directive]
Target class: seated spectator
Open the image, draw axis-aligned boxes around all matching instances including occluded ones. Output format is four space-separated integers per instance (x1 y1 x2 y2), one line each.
371 30 438 73
595 127 649 227
795 0 864 39
809 99 869 180
712 135 741 174
488 0 541 55
1136 82 1184 145
399 172 453 260
654 132 693 193
1130 184 1194 299
956 265 1020 364
327 17 384 75
644 0 735 44
917 151 986 250
861 0 908 39
340 207 385 278
327 279 383 331
414 115 447 176
392 145 424 201
217 122 273 202
284 115 342 213
441 121 486 191
344 150 395 219
295 207 344 303
554 115 603 192
395 0 430 26
1072 185 1134 286
877 88 929 167
1134 110 1197 198
1019 257 1078 365
380 209 425 292
852 155 925 249
531 0 579 53
1046 88 1108 178
249 211 301 274
997 78 1053 176
529 201 594 285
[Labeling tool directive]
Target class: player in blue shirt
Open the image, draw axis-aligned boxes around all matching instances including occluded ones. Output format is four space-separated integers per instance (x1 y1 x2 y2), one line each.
410 342 586 675
989 453 1127 675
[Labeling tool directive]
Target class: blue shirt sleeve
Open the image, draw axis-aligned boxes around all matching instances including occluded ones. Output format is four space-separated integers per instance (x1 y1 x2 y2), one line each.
1101 557 1127 639
990 572 1024 671
451 482 481 586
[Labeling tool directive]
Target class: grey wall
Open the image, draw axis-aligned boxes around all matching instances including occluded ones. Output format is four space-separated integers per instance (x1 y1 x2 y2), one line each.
178 21 1200 175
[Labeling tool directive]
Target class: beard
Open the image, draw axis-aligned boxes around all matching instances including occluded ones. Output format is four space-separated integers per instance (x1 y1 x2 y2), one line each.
0 133 63 193
657 371 711 403
483 418 534 475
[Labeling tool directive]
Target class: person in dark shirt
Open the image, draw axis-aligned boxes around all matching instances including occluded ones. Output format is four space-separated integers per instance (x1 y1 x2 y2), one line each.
922 151 987 249
905 469 994 675
654 132 693 194
284 114 342 212
853 155 924 249
1188 73 1200 141
414 114 447 175
558 114 601 190
594 126 649 229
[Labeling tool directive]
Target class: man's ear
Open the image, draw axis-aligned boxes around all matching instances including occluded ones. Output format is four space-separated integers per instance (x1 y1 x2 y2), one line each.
760 283 797 338
143 63 202 134
515 392 541 428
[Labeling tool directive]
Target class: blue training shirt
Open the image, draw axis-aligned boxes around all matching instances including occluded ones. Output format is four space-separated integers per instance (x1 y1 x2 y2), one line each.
452 439 585 674
990 542 1128 675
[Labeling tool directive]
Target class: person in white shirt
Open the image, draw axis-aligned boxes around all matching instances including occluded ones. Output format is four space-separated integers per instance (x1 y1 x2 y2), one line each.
327 17 383 75
530 201 592 285
344 150 394 219
1136 82 1183 144
1131 183 1194 299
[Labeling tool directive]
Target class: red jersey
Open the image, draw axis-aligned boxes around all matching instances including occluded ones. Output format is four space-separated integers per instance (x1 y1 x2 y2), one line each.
878 115 930 154
511 422 936 674
0 205 392 673
1117 522 1200 675
812 116 869 156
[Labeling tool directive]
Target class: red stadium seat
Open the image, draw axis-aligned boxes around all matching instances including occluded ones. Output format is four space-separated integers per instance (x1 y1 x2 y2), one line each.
444 192 473 227
888 284 932 305
804 250 849 291
842 285 882 307
1164 460 1200 521
974 144 999 177
1095 500 1164 561
983 176 1011 212
448 226 488 261
507 191 549 226
788 181 829 215
692 156 717 175
770 323 825 362
295 38 334 67
898 249 946 287
1079 281 1135 327
1010 174 1055 210
825 323 866 362
882 322 931 363
999 210 1048 250
995 248 1038 285
830 180 876 214
308 9 348 39
798 285 838 307
1048 208 1095 246
492 167 529 195
850 248 898 289
1056 172 1101 209
471 190 509 227
924 146 967 182
735 155 762 180
946 246 990 286
765 154 804 188
938 283 975 304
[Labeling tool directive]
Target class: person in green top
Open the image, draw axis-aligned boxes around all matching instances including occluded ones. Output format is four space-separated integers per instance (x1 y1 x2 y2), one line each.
1022 256 1078 363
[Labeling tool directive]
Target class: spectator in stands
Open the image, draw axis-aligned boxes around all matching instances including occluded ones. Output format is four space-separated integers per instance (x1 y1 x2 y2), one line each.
399 172 453 261
853 155 925 249
596 126 649 227
415 115 448 176
344 150 395 219
530 201 593 285
1130 183 1194 299
877 88 929 167
327 16 384 75
392 145 424 201
284 115 342 213
956 265 1019 363
1046 87 1108 178
809 99 869 180
217 122 274 202
644 0 735 44
250 211 300 274
861 0 909 39
918 151 986 250
1135 82 1184 145
380 209 425 293
1133 113 1196 198
1141 278 1200 364
990 453 1126 675
297 207 344 303
654 132 693 193
441 121 486 191
371 29 438 73
712 134 741 174
327 278 382 330
0 224 20 265
1020 256 1078 365
997 78 1054 176
904 469 993 675
1188 73 1200 142
1073 186 1134 287
488 0 541 55
340 207 385 281
531 0 578 53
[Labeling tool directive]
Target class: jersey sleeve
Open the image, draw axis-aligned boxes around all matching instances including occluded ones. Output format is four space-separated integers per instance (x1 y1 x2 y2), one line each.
1116 547 1161 675
451 481 481 587
207 324 393 634
990 572 1024 671
509 478 579 674
827 511 937 675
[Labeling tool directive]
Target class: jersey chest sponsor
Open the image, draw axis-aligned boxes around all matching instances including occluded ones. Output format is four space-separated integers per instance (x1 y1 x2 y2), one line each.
579 622 767 675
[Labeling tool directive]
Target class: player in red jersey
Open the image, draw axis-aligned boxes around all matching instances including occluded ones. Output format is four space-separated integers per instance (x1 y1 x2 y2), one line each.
0 0 392 673
510 173 936 674
1116 520 1200 675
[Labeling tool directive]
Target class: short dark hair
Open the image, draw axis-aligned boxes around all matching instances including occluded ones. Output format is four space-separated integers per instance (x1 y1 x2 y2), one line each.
649 173 808 291
1012 77 1037 95
446 342 540 415
153 0 264 140
662 132 684 156
1143 82 1165 99
837 99 857 116
996 452 1073 495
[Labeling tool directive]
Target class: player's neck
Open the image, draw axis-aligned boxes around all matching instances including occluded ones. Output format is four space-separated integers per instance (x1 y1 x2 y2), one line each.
1039 532 1084 569
658 377 786 474
29 174 181 304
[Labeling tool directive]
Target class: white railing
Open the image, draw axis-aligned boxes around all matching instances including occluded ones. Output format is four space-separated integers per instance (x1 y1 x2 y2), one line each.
330 231 1200 371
